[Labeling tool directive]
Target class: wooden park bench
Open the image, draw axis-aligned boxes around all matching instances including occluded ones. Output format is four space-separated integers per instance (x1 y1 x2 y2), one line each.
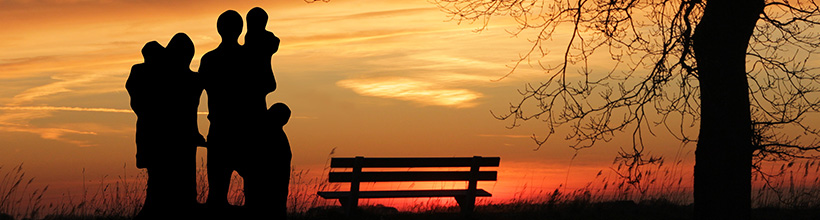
317 156 500 216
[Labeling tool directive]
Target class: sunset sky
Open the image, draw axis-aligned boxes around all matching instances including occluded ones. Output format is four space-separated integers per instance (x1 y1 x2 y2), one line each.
0 0 700 207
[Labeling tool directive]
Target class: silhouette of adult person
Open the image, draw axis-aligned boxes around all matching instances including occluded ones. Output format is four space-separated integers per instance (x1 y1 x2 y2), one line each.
200 10 272 216
126 33 205 220
162 32 206 218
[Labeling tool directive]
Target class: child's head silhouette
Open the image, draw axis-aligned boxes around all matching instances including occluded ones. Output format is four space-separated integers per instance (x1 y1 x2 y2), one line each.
141 41 164 64
217 10 243 41
247 7 268 31
269 102 291 127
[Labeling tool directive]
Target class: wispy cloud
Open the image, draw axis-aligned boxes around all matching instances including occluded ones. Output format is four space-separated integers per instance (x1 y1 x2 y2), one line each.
0 110 52 126
0 106 208 115
0 56 58 74
478 134 533 139
10 81 81 106
0 126 97 147
0 107 99 147
0 105 205 147
337 77 483 108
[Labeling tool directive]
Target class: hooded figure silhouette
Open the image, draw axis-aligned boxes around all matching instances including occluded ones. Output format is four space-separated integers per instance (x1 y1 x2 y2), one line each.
128 32 204 219
161 32 204 218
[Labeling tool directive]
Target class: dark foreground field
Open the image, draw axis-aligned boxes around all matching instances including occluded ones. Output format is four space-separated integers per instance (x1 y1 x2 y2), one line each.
291 201 820 220
5 162 820 220
9 201 820 220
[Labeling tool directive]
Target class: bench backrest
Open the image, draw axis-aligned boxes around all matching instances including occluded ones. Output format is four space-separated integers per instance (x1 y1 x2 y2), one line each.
328 156 499 185
326 156 499 210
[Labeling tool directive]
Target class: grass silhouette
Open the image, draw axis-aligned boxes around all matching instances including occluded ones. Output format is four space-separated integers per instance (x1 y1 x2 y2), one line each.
0 164 48 220
2 157 820 219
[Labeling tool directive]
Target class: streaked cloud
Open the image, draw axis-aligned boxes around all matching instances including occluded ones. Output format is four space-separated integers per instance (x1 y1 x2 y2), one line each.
336 77 482 108
0 108 98 147
10 78 84 106
478 134 533 139
0 106 207 115
0 126 97 147
0 110 52 126
0 105 205 147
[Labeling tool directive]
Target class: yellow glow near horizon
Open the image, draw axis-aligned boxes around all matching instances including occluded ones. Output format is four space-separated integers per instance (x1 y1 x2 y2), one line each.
337 77 483 108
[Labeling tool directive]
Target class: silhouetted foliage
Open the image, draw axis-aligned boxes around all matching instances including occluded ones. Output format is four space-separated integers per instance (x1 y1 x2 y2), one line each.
434 0 820 219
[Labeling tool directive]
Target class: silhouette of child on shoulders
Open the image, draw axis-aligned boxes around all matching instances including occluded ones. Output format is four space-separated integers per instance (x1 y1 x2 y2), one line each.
244 7 279 95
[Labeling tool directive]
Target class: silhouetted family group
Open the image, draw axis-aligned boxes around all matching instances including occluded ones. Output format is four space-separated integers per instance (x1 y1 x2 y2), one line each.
126 7 291 220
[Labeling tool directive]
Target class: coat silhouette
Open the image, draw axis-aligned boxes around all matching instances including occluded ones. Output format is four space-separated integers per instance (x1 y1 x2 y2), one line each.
127 41 165 170
161 32 204 216
127 32 204 219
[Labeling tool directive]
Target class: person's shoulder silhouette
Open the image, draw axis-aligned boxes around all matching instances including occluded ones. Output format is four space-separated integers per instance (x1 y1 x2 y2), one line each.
200 10 248 123
200 10 243 72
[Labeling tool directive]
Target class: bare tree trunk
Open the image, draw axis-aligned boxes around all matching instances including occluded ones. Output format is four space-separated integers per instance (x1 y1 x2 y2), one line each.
693 0 763 219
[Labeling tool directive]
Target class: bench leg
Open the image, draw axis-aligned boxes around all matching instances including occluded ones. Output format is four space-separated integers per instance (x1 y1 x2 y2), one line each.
339 197 359 218
454 196 476 216
338 198 348 208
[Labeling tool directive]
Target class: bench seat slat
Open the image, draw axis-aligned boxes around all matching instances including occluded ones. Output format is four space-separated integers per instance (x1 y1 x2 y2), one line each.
328 171 497 182
318 189 492 199
330 157 500 168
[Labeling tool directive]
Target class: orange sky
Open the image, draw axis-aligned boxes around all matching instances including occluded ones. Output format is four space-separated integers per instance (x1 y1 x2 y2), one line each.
0 0 704 209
